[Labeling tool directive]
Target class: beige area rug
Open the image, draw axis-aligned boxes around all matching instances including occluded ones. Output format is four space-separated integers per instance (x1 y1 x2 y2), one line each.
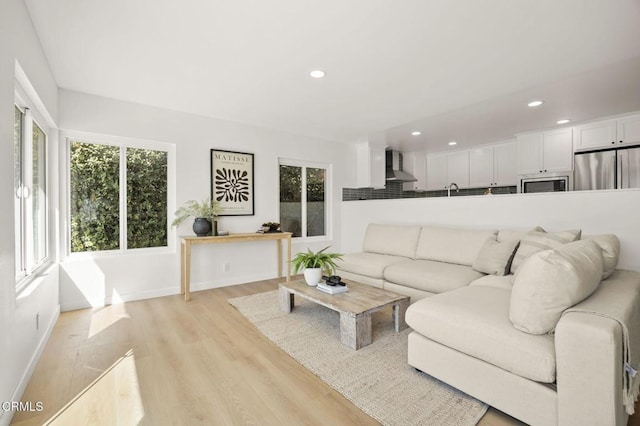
229 290 487 426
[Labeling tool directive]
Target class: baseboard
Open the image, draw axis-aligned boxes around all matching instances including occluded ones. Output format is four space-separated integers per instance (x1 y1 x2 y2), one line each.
60 286 178 312
60 272 281 311
0 305 60 426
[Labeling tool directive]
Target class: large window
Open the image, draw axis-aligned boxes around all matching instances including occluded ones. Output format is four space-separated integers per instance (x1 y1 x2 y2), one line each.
69 139 169 253
279 160 329 238
14 105 48 283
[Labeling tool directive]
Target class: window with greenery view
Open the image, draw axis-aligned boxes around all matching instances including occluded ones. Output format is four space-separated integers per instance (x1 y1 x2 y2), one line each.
14 105 49 282
70 141 168 252
279 161 328 238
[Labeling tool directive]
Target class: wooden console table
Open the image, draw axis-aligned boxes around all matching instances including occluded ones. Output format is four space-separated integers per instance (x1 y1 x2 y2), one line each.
180 232 292 301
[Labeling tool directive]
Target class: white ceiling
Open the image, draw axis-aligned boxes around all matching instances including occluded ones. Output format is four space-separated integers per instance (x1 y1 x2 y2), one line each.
24 0 640 152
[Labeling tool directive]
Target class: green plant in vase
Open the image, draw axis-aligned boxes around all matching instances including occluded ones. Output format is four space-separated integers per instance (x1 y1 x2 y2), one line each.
171 198 222 237
291 246 342 286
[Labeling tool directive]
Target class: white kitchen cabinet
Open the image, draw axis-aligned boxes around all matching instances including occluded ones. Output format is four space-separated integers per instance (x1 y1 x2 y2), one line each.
402 151 427 191
517 128 573 174
448 151 470 188
617 114 640 146
573 114 640 150
573 120 617 150
426 151 469 190
426 153 448 190
356 142 385 188
494 142 518 185
470 142 517 187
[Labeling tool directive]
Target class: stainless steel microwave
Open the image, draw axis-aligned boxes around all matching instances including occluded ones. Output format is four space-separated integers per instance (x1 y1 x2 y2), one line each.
520 175 570 193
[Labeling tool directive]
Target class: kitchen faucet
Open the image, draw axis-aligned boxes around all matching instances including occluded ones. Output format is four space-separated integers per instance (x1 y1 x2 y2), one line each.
447 182 459 197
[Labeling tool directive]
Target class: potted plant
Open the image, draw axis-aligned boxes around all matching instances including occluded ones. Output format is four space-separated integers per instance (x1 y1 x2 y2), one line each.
291 246 343 286
171 198 222 237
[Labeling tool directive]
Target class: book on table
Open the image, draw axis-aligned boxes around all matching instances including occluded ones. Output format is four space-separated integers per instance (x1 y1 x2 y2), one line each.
316 282 349 295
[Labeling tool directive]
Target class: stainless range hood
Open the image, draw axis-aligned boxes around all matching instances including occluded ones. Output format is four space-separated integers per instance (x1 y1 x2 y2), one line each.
385 150 417 182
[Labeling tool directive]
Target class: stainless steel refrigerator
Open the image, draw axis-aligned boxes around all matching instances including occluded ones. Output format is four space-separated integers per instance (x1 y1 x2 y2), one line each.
574 146 640 190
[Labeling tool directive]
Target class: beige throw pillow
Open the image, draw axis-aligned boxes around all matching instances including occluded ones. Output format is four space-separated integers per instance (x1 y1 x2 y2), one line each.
510 228 581 273
581 234 620 280
509 239 604 335
472 239 519 276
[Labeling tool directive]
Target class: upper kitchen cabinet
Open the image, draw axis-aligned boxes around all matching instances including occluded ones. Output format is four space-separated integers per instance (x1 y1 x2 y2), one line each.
574 114 640 150
426 152 449 190
617 114 640 146
356 142 385 188
427 151 469 190
573 120 617 150
402 151 427 191
469 141 517 187
517 128 573 174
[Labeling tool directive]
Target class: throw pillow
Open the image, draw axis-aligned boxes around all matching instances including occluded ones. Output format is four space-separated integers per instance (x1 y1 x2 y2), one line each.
509 239 604 335
472 239 519 276
510 228 581 273
581 234 620 280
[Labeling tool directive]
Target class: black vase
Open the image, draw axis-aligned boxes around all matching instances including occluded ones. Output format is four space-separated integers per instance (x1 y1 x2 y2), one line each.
193 218 212 237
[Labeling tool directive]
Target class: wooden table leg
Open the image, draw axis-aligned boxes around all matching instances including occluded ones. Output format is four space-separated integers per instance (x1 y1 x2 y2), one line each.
340 312 372 350
394 299 410 332
277 239 282 278
286 235 291 282
278 286 294 313
180 239 186 295
184 241 192 301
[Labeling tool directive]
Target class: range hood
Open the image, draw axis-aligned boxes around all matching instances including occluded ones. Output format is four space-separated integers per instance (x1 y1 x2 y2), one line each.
385 150 417 182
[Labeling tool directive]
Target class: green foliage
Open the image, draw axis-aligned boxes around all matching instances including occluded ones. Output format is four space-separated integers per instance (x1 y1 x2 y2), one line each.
70 142 120 252
291 246 342 275
70 142 168 252
127 148 168 249
171 198 222 227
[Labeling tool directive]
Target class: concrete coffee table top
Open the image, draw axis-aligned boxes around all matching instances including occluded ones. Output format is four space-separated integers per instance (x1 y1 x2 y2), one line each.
278 279 410 350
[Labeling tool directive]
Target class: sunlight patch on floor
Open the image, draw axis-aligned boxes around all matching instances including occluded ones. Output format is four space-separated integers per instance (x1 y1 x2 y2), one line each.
88 289 129 339
44 349 144 425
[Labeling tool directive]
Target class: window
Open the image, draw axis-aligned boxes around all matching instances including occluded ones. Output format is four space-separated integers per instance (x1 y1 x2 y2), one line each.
14 105 48 283
279 160 329 238
69 138 170 253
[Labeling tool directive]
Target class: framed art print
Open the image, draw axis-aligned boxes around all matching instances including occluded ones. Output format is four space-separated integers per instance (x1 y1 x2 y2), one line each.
210 149 254 216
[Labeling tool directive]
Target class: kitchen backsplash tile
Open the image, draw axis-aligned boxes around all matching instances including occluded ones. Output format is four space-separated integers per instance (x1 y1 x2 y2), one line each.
343 182 516 201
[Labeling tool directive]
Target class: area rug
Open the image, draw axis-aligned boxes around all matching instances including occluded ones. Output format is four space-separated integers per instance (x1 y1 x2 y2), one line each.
229 290 488 426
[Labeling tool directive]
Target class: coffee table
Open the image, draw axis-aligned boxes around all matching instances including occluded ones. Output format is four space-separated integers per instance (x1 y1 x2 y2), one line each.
278 279 410 350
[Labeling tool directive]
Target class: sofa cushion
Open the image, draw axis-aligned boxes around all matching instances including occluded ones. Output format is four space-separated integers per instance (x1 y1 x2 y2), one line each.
415 226 498 266
472 239 519 276
384 259 485 294
362 223 422 259
406 286 556 383
582 234 620 280
336 252 408 279
510 239 604 335
510 228 581 273
497 229 526 243
470 274 515 290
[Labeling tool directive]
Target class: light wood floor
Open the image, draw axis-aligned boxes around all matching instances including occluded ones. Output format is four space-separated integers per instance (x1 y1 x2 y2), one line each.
11 278 640 425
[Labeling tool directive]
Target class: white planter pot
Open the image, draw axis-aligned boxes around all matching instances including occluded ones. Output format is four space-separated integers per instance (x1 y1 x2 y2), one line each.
303 268 323 286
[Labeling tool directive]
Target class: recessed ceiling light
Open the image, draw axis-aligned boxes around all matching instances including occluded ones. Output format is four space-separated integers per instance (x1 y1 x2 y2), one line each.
411 131 421 136
557 119 571 125
309 70 325 79
527 100 544 107
448 141 457 146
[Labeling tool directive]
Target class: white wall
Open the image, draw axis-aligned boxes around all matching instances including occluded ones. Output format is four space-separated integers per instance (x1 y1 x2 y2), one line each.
341 189 640 272
57 89 356 310
0 1 60 425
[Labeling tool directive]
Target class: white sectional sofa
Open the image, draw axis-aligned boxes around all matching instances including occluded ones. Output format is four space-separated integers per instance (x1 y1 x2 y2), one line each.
336 223 640 426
